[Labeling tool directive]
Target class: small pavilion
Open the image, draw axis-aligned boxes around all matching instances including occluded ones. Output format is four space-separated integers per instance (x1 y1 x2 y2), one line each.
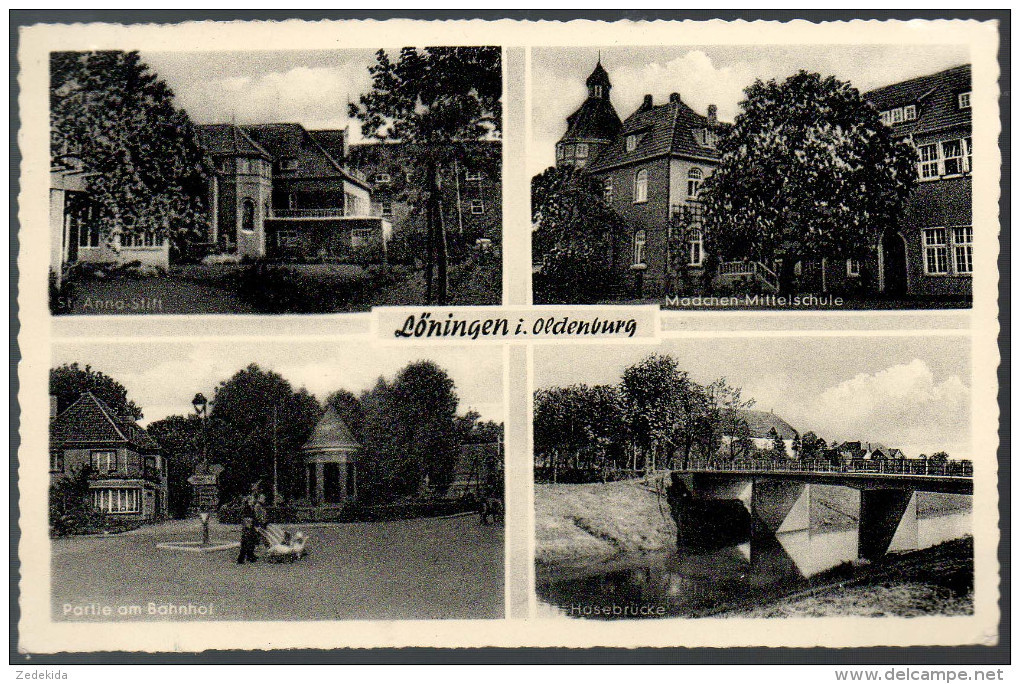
301 406 360 505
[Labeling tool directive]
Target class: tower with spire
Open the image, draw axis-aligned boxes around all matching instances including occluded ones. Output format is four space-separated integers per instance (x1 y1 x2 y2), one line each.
556 59 623 169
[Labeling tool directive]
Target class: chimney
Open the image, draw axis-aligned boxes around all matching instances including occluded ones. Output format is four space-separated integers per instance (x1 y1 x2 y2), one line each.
640 94 653 111
669 92 681 104
50 395 58 419
708 104 718 127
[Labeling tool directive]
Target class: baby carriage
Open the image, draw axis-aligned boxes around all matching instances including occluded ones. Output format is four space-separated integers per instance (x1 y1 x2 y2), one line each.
259 524 308 562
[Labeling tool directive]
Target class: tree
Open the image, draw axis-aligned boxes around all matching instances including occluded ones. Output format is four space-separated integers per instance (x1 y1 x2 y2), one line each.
349 47 502 305
800 430 823 459
50 51 209 253
706 378 755 461
929 451 950 464
326 389 366 443
206 364 322 503
791 433 802 459
49 363 142 419
455 410 504 446
701 70 918 292
49 464 103 536
769 427 788 459
146 414 203 518
531 165 631 304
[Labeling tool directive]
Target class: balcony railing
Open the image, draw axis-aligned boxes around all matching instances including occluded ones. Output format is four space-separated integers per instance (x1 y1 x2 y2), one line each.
679 457 973 478
718 260 780 292
274 206 384 219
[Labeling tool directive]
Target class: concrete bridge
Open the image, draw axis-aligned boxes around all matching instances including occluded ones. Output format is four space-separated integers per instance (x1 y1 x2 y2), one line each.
671 458 973 561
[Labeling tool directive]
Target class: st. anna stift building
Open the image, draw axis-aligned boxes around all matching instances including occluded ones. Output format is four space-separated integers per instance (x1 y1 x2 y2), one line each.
554 60 973 301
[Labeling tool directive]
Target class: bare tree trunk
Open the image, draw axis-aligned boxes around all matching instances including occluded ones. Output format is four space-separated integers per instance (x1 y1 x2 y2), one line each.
424 201 435 304
425 158 449 305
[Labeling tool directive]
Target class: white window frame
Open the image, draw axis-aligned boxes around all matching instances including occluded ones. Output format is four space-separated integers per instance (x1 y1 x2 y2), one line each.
93 488 141 514
903 105 917 121
470 199 485 214
381 199 393 217
91 450 118 473
923 227 949 275
958 92 971 109
592 85 603 98
917 143 940 180
625 134 637 152
351 228 374 249
688 229 704 267
575 143 588 159
556 144 564 161
374 173 391 184
941 139 966 176
465 170 484 182
687 167 703 198
952 226 973 275
50 450 64 473
890 107 904 124
633 229 646 266
846 259 861 277
633 169 648 204
603 178 613 203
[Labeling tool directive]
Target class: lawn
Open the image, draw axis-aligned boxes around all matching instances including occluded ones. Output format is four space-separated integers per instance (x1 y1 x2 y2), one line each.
52 514 504 621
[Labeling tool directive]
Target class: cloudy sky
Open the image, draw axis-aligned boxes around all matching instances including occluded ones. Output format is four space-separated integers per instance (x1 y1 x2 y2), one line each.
52 341 504 427
530 44 970 176
534 335 972 459
141 49 393 142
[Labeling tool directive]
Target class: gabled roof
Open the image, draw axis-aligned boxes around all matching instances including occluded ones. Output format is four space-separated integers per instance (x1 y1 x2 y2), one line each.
241 123 372 190
864 64 971 136
725 408 798 441
301 406 360 452
587 96 726 171
196 124 271 159
309 129 348 163
50 392 160 452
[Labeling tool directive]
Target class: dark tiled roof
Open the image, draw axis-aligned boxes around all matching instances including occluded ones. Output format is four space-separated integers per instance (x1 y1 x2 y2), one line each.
587 97 724 171
864 64 971 136
561 97 623 144
50 392 160 452
309 129 348 163
241 123 371 190
586 61 611 89
196 124 271 159
726 408 798 441
301 406 360 452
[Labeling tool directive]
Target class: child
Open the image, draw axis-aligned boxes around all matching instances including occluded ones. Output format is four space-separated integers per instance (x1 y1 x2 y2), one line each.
236 516 259 564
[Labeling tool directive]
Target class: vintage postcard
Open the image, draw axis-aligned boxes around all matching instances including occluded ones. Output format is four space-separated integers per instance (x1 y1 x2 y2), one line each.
15 15 1002 656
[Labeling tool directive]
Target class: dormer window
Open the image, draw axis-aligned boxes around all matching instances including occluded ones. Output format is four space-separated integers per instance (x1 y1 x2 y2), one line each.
576 143 588 159
625 134 638 152
958 92 971 109
374 173 391 184
904 105 917 120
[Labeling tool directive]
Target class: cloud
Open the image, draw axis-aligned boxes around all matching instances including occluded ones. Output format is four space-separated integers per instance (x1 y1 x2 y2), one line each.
171 63 373 136
783 359 971 457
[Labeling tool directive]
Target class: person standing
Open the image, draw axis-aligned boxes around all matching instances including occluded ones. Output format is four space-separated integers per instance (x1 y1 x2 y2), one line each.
236 516 258 564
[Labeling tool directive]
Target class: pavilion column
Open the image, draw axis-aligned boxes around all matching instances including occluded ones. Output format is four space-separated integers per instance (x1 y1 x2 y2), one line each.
315 462 325 506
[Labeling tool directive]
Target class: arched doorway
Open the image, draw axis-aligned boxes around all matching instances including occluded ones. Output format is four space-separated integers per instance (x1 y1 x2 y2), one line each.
880 229 908 296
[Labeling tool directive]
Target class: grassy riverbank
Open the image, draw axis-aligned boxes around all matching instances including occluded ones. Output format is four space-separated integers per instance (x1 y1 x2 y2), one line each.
535 480 676 566
722 537 974 618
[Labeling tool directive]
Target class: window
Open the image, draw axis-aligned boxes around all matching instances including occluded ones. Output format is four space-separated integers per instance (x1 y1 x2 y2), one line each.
470 199 485 214
381 199 393 217
953 226 973 274
91 450 117 473
240 200 256 233
237 158 251 174
846 259 861 277
958 92 971 109
923 228 949 275
216 159 229 173
92 488 140 514
625 134 638 152
904 105 917 121
575 143 588 159
351 229 373 248
688 229 704 266
687 168 703 198
941 139 965 175
633 169 648 203
592 85 603 98
77 221 100 249
556 144 564 161
121 231 164 248
880 110 892 126
964 137 972 172
280 158 298 171
632 230 646 266
276 230 299 248
917 144 940 179
564 143 575 158
374 173 391 184
50 450 63 473
603 178 613 203
465 170 483 181
890 107 904 124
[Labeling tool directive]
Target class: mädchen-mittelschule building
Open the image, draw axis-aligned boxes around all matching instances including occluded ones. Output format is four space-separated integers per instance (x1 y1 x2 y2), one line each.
554 61 973 301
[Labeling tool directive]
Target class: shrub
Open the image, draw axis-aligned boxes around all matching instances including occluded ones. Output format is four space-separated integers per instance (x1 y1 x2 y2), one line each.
234 261 409 313
448 245 502 305
533 248 630 304
49 466 104 537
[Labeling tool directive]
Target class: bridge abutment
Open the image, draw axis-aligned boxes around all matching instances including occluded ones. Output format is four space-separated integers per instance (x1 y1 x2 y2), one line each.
858 489 918 561
751 480 810 536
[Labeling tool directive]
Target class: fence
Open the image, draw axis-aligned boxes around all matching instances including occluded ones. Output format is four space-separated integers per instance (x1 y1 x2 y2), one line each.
679 457 973 478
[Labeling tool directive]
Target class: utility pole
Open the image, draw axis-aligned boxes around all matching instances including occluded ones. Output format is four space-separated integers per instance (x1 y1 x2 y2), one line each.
453 159 464 236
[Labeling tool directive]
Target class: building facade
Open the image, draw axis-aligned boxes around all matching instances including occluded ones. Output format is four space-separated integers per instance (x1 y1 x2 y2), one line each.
349 140 503 248
49 393 169 522
553 61 973 300
197 123 390 262
556 61 727 297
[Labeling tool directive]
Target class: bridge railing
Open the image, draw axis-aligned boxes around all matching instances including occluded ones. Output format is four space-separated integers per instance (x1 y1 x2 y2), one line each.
680 457 973 478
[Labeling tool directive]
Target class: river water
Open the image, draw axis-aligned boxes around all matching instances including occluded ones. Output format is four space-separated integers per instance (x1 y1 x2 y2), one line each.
536 507 971 620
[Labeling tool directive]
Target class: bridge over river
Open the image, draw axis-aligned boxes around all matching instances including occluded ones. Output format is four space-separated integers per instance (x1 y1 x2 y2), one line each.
671 458 973 560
